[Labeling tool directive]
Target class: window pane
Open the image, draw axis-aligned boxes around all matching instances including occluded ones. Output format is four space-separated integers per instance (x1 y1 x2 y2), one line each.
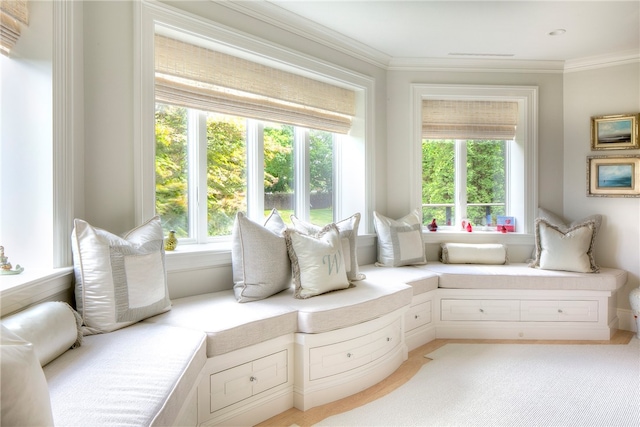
422 139 455 226
206 113 247 236
264 123 294 224
310 129 333 224
466 140 506 226
155 103 189 237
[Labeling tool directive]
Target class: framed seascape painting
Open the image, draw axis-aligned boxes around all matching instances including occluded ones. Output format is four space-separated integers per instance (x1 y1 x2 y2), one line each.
591 113 639 150
587 155 640 197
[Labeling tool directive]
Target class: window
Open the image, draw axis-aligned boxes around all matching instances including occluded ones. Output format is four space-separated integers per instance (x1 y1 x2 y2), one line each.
422 138 507 229
153 32 350 242
155 104 338 241
135 4 374 251
411 84 538 234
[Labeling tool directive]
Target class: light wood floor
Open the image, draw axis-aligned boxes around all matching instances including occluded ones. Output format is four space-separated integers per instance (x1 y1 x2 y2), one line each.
256 330 635 427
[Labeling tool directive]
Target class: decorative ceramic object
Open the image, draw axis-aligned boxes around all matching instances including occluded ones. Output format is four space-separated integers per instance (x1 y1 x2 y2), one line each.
630 287 640 338
427 219 438 232
0 246 23 275
164 230 178 251
466 222 473 232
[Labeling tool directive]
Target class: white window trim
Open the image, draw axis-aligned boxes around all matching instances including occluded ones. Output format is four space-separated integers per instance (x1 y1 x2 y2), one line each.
410 84 538 237
133 0 375 269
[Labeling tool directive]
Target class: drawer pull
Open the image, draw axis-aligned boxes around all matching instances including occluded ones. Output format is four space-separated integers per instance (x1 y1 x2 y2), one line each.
479 308 485 313
414 314 419 319
558 309 563 313
347 353 352 358
387 337 392 342
249 376 257 382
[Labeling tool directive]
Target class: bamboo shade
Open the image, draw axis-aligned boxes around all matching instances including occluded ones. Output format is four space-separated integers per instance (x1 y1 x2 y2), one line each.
155 35 356 134
0 0 28 56
422 100 518 140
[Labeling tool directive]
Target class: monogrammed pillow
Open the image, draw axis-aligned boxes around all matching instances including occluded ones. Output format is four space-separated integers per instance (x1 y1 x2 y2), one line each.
284 224 351 299
291 213 365 282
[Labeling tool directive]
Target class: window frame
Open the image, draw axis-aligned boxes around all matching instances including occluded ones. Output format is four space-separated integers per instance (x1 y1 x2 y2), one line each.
422 138 510 230
411 84 538 235
167 110 339 243
134 1 375 259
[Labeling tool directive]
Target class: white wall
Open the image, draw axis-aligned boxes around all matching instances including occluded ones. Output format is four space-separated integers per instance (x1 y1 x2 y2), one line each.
0 1 53 268
563 63 640 310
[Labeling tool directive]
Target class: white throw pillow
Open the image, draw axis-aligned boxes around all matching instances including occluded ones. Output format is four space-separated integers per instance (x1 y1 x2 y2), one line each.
71 216 171 334
531 218 599 273
1 301 82 366
291 213 365 282
538 207 603 235
1 325 55 427
285 224 351 299
441 243 508 265
232 210 292 302
373 210 426 267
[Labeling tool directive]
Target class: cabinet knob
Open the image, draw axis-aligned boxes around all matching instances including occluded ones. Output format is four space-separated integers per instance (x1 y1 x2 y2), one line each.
414 314 419 319
249 376 257 382
387 337 392 342
347 353 352 358
479 308 485 313
558 309 563 313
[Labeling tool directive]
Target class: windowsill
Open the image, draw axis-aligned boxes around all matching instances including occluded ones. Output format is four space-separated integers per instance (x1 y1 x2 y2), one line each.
0 267 74 316
422 229 534 245
164 234 378 273
164 241 234 272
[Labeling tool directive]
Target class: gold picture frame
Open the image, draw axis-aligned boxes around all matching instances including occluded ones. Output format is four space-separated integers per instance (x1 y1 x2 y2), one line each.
591 113 639 150
587 155 640 197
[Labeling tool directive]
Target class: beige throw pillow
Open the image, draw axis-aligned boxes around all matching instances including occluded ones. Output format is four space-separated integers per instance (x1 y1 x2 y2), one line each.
373 210 426 267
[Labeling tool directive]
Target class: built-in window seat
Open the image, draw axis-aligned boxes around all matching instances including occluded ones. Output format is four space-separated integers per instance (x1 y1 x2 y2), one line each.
1 261 627 427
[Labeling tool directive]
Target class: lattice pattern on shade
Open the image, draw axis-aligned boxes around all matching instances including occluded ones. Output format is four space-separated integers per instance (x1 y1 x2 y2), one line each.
155 35 356 134
422 100 518 140
0 0 29 56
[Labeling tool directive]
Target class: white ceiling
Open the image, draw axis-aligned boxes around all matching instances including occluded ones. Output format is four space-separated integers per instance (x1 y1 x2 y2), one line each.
240 1 640 67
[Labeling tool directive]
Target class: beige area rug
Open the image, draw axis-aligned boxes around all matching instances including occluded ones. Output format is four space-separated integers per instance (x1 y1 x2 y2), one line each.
316 338 640 426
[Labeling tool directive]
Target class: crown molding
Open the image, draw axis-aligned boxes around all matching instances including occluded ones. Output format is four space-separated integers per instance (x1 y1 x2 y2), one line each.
564 49 640 73
388 57 565 74
211 1 637 74
218 0 391 69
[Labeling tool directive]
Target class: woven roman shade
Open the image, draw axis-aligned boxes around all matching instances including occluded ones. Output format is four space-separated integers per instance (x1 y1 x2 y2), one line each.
422 100 518 140
1 0 28 56
155 35 355 134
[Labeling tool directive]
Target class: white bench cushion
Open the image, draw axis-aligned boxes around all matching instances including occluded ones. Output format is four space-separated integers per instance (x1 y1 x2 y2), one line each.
359 264 439 296
266 279 413 333
144 291 298 357
418 262 627 291
44 322 206 427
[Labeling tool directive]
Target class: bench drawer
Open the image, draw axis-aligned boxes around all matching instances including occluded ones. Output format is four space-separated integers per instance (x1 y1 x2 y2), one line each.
309 318 401 380
405 300 432 331
521 300 599 322
441 299 520 321
209 350 288 413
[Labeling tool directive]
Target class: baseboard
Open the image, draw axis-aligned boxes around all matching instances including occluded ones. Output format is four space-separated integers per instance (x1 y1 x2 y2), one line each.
617 308 638 333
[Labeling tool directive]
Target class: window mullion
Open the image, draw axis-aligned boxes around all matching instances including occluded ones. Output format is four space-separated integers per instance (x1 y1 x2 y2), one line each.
189 110 208 243
246 119 264 221
294 127 310 220
455 139 467 227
